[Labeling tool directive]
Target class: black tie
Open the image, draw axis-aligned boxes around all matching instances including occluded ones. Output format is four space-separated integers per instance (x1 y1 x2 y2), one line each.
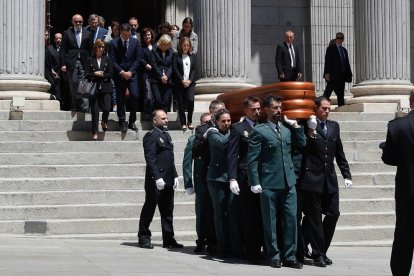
123 40 127 55
320 122 326 135
275 124 280 133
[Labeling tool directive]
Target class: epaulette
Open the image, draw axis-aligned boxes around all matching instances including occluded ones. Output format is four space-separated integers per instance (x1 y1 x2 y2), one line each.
254 123 266 129
388 117 400 123
327 119 339 125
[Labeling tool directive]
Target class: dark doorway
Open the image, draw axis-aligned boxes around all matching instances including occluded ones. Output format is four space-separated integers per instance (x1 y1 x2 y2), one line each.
48 0 163 35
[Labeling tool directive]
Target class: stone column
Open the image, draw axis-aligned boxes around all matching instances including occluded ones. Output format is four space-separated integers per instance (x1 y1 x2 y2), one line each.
349 0 412 108
0 0 58 110
194 0 255 109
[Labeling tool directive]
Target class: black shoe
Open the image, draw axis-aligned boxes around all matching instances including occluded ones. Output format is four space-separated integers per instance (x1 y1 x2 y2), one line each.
101 122 108 132
324 256 333 265
206 245 216 255
120 122 128 132
194 244 206 253
128 123 139 131
283 260 303 269
163 240 183 248
314 256 327 267
270 259 281 268
138 242 154 249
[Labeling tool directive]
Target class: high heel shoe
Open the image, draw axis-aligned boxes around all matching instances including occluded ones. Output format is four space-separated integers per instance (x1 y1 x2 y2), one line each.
101 122 108 132
92 133 98 141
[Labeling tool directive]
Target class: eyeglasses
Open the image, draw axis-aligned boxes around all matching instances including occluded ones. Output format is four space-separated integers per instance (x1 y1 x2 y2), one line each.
74 21 83 24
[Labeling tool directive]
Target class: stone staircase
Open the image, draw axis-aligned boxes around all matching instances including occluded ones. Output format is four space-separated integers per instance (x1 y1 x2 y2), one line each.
0 110 397 245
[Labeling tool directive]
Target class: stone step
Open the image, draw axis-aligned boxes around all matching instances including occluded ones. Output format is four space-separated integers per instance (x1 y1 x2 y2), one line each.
0 141 189 153
343 140 386 152
328 112 395 122
0 130 194 142
348 150 382 162
333 225 394 242
343 162 396 174
0 198 393 220
338 173 395 186
340 131 386 142
338 212 395 226
337 121 389 132
0 152 185 165
0 185 395 206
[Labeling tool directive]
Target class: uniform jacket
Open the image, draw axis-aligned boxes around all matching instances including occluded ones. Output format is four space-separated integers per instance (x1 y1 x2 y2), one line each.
299 120 351 194
247 122 306 189
47 44 61 74
323 44 352 82
182 135 202 191
60 27 92 70
149 47 173 84
275 42 302 75
143 128 178 185
207 129 230 183
382 110 414 200
82 55 113 94
227 119 253 182
108 37 141 76
172 52 197 87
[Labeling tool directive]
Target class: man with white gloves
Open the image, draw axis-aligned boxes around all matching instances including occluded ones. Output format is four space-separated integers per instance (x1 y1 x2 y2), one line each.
298 96 352 267
227 96 264 263
138 110 183 249
247 95 306 269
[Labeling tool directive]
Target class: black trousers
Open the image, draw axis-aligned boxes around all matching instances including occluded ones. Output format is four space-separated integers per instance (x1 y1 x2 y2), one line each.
90 91 111 134
239 171 264 260
176 84 195 126
323 80 345 106
151 82 172 113
302 190 339 257
279 68 298 82
138 180 175 244
114 76 139 125
391 198 414 276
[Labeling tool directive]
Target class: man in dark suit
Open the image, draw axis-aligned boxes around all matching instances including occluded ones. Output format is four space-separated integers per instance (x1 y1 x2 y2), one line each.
227 96 264 263
275 30 302 82
60 14 92 112
299 96 352 267
47 33 67 106
190 100 225 254
323 32 352 107
108 23 141 132
247 95 306 269
382 91 414 276
87 14 108 43
138 109 183 249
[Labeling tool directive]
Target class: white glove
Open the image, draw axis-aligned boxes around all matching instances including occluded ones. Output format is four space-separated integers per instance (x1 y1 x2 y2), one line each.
155 178 166 190
307 115 317 129
344 179 353 188
173 177 179 190
186 187 195 195
229 179 240 195
203 127 218 138
284 115 298 127
250 184 262 194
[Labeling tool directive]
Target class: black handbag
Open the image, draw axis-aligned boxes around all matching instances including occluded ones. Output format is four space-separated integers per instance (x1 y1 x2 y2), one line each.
77 79 97 98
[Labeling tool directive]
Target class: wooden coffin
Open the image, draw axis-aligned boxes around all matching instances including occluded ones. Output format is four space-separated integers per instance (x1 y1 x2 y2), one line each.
217 82 316 122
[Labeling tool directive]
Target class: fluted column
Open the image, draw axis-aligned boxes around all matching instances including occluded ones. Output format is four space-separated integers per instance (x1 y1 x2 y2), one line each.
195 0 254 96
0 0 56 109
350 0 412 103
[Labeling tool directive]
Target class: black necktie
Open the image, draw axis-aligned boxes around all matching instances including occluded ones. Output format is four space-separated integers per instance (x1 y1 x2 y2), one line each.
123 40 127 55
320 122 326 135
339 46 345 64
275 124 280 133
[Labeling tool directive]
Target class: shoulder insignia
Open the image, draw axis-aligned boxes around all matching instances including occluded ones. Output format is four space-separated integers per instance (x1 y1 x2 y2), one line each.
243 130 249 137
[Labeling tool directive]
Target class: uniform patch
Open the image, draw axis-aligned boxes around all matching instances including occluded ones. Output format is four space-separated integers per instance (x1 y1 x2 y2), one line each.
244 130 249 137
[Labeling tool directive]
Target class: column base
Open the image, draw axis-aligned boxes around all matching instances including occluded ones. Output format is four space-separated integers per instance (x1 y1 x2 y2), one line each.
0 79 51 100
0 100 60 111
195 79 256 94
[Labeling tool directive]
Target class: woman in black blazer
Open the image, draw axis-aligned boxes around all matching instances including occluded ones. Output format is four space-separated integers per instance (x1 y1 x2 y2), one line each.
149 34 173 113
82 39 113 140
172 37 197 130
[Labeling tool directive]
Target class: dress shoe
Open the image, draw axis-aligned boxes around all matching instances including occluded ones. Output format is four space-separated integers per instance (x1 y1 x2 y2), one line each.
101 122 108 132
193 244 205 253
187 123 194 130
324 256 333 265
92 133 98 141
138 242 154 249
283 259 303 269
163 240 183 248
206 245 216 255
182 125 187 131
270 259 281 268
128 123 139 131
120 122 128 132
314 256 327 267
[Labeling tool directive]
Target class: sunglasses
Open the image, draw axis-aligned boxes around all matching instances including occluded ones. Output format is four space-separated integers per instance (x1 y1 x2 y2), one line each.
74 21 83 24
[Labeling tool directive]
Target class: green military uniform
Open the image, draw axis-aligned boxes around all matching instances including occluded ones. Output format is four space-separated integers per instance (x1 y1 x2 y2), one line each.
182 135 208 245
207 129 241 257
247 121 306 263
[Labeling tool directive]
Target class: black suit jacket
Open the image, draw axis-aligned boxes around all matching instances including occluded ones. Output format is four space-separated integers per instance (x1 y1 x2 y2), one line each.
60 27 92 70
275 42 302 75
299 120 351 194
323 44 352 82
108 37 141 76
172 52 197 87
143 127 178 186
227 119 253 183
47 44 61 73
149 47 173 84
382 111 414 200
82 55 113 94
